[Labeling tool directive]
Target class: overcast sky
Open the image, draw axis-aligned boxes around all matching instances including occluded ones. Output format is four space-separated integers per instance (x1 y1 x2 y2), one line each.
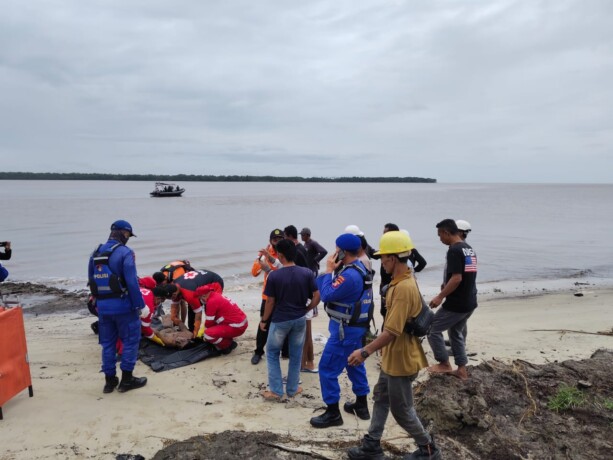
1 1 611 183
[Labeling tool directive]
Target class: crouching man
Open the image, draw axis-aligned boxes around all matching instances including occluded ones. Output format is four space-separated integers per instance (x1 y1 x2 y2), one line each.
195 282 248 354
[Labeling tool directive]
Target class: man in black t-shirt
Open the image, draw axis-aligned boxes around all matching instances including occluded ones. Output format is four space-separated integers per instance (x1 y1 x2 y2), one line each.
426 219 477 380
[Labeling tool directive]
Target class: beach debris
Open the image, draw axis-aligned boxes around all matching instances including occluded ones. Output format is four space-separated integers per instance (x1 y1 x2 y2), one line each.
116 455 144 460
530 328 613 337
577 380 592 389
574 292 584 297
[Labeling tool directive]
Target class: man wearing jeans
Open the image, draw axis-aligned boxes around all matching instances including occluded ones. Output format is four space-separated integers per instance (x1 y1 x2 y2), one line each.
259 239 320 400
346 231 440 460
427 218 478 380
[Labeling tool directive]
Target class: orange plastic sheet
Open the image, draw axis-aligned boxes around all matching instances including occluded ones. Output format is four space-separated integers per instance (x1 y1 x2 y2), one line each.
0 307 33 419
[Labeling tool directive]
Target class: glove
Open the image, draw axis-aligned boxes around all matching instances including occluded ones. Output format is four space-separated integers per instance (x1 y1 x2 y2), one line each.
150 334 165 347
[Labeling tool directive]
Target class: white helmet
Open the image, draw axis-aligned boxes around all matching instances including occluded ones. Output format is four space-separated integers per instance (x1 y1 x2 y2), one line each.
400 229 411 239
456 219 471 233
344 224 364 237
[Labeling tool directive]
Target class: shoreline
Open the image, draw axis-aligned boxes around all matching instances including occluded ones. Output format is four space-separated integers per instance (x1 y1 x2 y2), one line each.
1 284 612 458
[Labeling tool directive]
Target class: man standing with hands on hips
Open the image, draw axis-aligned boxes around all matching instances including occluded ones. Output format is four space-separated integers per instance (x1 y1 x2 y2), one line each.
88 220 147 394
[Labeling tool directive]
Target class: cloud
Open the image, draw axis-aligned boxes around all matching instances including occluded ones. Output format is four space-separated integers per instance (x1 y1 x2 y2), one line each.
0 1 612 182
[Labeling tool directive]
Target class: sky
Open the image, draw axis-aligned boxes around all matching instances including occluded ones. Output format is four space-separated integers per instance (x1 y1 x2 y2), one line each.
1 1 612 183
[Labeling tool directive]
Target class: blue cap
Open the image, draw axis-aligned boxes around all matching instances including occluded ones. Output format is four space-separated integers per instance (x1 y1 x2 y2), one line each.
336 233 361 251
111 219 136 237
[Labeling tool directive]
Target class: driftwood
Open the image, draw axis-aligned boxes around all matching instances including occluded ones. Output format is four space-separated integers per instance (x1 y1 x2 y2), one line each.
259 441 333 460
530 328 613 337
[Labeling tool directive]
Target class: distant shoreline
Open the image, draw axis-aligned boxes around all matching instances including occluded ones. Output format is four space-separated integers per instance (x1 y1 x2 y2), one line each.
0 172 436 183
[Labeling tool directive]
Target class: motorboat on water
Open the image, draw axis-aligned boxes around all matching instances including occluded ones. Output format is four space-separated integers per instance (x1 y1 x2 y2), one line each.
150 182 185 197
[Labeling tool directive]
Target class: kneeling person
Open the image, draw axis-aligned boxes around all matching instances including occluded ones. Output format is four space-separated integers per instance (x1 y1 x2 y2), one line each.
195 282 248 353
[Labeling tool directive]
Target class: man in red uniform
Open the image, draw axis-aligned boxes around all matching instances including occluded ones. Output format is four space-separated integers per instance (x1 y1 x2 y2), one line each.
164 269 224 337
137 277 165 347
195 282 248 353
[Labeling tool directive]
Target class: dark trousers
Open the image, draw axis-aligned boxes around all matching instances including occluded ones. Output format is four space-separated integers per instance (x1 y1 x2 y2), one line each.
254 299 288 357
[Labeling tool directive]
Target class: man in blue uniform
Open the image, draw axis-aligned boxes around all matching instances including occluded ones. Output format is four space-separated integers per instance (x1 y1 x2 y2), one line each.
88 220 147 394
310 233 373 428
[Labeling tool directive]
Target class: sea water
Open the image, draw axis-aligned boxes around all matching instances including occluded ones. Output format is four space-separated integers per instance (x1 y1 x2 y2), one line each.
1 181 612 299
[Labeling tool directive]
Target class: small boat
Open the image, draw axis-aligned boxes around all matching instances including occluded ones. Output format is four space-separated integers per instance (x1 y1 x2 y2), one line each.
150 182 185 197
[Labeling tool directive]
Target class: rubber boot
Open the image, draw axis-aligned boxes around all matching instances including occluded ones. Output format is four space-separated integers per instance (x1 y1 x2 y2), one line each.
347 434 385 460
103 375 119 394
404 434 442 460
310 403 344 428
117 370 147 393
344 395 370 420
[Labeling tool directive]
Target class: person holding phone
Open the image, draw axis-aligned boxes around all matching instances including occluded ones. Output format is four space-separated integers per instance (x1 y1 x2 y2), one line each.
310 233 373 428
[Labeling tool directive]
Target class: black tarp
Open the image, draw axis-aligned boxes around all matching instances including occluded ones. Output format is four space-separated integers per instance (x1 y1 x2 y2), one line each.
138 339 222 372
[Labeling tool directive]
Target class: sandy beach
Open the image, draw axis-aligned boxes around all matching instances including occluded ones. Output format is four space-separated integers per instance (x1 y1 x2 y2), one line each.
1 285 612 459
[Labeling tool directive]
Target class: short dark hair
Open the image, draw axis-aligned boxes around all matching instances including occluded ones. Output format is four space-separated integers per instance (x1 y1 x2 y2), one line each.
359 235 368 250
275 238 296 262
436 219 459 235
152 272 166 285
283 225 298 239
384 223 399 231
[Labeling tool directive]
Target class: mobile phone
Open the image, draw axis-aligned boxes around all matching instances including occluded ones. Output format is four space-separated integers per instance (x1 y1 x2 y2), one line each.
335 249 345 263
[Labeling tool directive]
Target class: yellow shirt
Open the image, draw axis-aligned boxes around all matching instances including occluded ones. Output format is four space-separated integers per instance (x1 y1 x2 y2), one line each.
381 271 429 376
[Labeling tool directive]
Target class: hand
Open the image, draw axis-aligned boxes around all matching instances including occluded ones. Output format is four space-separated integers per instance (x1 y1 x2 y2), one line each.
347 349 364 366
325 251 342 273
429 295 443 309
259 320 268 332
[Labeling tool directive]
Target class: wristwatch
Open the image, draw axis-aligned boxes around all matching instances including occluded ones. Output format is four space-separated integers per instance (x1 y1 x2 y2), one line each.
360 348 369 359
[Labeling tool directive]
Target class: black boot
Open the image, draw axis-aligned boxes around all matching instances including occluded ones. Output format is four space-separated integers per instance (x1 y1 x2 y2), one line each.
103 375 119 394
344 395 370 420
117 370 147 393
347 434 385 460
310 404 343 428
404 434 442 460
220 340 238 355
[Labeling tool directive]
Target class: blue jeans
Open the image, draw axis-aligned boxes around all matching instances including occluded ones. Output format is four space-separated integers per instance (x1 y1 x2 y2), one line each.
266 317 306 397
98 311 141 375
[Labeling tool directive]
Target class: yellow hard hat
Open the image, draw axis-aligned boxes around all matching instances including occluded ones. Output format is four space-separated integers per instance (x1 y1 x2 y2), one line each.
374 231 414 256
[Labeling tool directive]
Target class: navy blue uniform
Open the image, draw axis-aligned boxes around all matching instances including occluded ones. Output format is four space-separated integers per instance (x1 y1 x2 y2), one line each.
88 239 143 376
317 261 371 405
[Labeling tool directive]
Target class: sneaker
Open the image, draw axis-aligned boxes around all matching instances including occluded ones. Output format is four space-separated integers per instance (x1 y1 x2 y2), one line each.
103 375 119 394
251 353 263 365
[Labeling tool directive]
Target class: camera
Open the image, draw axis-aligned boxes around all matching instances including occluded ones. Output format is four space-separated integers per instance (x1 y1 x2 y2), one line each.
0 242 7 247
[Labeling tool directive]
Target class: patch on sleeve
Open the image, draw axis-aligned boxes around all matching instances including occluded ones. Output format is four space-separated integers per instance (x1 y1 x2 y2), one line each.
332 275 346 288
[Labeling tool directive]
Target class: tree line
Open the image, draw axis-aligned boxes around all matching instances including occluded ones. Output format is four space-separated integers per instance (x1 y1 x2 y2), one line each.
0 172 436 183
